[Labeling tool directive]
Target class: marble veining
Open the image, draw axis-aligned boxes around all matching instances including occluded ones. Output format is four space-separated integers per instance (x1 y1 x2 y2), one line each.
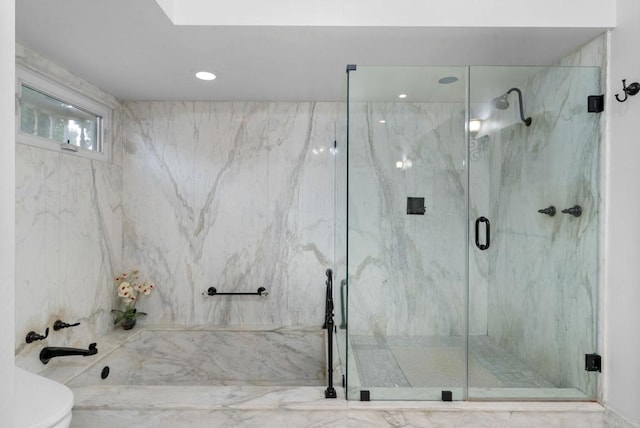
70 407 605 428
14 140 122 373
14 44 123 372
69 328 327 387
482 63 600 397
346 36 603 401
61 325 604 427
14 34 609 426
69 388 605 428
122 102 340 327
347 101 470 337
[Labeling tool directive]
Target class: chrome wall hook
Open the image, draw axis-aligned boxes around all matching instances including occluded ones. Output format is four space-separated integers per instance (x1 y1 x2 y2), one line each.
615 79 640 102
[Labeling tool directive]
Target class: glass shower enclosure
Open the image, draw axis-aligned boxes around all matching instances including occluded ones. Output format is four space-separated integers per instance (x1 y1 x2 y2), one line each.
341 65 601 401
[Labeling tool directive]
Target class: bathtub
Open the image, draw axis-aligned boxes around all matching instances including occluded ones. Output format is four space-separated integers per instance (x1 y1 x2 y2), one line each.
69 327 329 387
58 326 341 413
55 327 606 428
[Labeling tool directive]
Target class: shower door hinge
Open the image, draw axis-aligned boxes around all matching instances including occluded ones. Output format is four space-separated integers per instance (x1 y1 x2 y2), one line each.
588 95 604 113
585 353 602 372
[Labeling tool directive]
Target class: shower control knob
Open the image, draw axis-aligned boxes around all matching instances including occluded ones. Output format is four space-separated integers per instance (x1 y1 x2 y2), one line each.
537 206 556 217
561 205 582 217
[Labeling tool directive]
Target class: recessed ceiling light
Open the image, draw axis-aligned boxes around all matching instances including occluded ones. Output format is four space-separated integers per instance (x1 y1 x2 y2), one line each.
379 119 386 124
438 76 458 84
398 93 408 99
195 71 216 81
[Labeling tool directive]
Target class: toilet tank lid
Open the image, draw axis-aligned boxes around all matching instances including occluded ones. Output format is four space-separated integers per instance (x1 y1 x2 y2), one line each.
15 367 74 428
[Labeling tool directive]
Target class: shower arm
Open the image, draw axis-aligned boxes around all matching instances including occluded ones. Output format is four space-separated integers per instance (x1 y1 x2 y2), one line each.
506 88 532 127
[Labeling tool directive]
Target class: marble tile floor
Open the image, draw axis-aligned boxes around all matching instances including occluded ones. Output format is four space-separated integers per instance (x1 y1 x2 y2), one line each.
70 386 605 428
44 326 604 427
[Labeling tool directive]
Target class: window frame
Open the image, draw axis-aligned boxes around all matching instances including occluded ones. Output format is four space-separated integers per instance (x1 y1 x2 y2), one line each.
16 67 112 162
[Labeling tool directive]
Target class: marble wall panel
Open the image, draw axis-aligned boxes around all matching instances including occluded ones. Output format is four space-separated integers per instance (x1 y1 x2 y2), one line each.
15 145 122 372
483 60 601 395
347 101 474 336
13 38 605 397
14 45 122 372
122 101 340 326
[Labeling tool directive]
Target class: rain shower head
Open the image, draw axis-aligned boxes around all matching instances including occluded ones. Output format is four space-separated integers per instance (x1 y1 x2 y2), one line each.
491 87 532 127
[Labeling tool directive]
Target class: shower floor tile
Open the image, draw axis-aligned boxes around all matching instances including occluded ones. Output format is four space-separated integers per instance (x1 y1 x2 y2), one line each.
350 335 555 390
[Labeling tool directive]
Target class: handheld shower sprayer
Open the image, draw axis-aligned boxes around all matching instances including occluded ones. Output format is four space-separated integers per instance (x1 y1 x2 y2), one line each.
491 87 532 127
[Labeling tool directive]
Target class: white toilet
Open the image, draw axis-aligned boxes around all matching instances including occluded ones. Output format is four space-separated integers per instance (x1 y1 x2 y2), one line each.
15 367 73 428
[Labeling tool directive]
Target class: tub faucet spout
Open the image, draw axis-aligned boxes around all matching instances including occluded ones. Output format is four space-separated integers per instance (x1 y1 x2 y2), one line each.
39 342 98 364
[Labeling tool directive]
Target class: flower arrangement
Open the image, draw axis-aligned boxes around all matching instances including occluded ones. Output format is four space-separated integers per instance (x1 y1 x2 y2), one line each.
111 269 155 329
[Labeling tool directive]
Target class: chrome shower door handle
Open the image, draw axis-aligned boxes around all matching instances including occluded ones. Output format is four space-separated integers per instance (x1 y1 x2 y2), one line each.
475 216 490 250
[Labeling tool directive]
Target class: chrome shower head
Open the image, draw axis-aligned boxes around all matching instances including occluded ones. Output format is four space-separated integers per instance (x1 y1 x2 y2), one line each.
491 87 532 126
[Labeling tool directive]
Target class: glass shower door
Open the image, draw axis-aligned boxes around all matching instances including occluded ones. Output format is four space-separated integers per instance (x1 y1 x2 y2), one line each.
345 64 601 402
467 66 601 400
346 66 469 401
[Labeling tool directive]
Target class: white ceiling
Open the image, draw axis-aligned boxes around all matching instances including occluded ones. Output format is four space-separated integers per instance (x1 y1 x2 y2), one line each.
15 0 608 102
